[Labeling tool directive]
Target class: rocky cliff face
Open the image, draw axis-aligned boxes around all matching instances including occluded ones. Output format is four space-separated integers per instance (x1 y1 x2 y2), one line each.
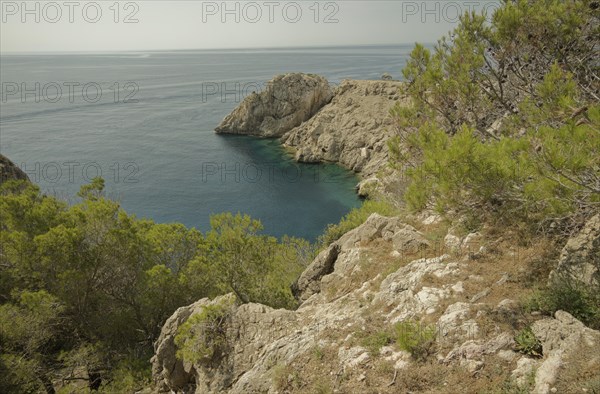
282 79 407 178
0 154 29 185
151 213 600 393
215 73 333 137
549 214 600 287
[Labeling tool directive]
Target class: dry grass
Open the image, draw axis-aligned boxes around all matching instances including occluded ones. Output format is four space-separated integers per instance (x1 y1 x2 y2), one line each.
274 219 576 393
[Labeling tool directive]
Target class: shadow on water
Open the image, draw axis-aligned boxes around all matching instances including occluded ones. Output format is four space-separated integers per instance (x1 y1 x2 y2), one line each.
214 134 362 241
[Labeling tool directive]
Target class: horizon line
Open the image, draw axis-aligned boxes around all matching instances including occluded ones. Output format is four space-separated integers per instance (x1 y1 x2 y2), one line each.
0 42 433 55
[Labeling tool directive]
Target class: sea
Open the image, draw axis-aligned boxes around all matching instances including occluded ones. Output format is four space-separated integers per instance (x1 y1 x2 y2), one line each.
0 45 413 240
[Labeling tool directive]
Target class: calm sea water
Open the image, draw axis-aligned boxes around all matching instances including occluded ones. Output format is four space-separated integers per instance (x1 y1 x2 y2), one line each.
0 45 412 240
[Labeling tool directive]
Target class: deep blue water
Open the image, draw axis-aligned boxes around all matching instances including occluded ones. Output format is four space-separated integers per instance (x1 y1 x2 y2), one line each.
0 45 413 240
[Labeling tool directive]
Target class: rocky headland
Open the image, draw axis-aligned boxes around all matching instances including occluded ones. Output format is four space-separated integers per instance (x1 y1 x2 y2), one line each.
215 73 333 138
281 79 406 179
215 73 406 182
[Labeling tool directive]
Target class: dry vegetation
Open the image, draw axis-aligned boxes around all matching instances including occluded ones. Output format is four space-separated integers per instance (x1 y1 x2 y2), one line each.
265 221 587 393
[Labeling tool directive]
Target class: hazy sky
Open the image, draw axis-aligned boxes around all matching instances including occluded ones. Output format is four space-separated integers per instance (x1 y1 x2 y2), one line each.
1 1 501 52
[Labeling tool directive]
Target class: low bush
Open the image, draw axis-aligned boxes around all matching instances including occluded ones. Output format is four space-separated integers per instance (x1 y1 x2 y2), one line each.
360 330 394 356
175 299 233 365
525 280 600 330
394 320 437 361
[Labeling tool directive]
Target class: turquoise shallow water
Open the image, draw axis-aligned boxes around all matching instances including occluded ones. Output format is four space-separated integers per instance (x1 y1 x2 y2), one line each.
0 45 412 240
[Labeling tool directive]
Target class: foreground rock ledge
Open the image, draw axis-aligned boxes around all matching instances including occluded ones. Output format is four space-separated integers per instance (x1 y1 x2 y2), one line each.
151 213 600 393
151 214 437 393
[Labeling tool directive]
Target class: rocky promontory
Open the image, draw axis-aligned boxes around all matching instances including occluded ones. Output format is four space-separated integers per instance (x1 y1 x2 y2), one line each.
215 73 407 179
215 73 333 137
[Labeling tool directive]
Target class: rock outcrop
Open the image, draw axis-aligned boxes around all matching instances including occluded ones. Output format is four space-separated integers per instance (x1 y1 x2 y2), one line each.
292 213 429 303
152 295 241 393
549 214 600 287
0 154 29 185
529 311 600 394
281 79 407 178
150 214 515 393
151 214 442 393
215 73 333 137
215 74 407 180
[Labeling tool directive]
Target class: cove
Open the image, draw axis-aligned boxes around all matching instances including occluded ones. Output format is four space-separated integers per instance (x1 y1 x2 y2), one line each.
200 134 363 241
0 47 407 241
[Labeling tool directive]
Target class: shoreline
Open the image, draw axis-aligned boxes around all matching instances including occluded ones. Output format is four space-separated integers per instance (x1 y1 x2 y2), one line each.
215 73 407 196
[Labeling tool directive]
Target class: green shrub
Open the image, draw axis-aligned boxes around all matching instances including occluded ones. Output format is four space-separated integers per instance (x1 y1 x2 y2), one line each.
360 330 394 356
399 123 530 215
394 321 436 361
1 179 316 391
395 98 600 230
175 298 233 365
389 0 600 233
514 326 542 357
319 199 399 247
201 212 309 310
526 280 600 329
